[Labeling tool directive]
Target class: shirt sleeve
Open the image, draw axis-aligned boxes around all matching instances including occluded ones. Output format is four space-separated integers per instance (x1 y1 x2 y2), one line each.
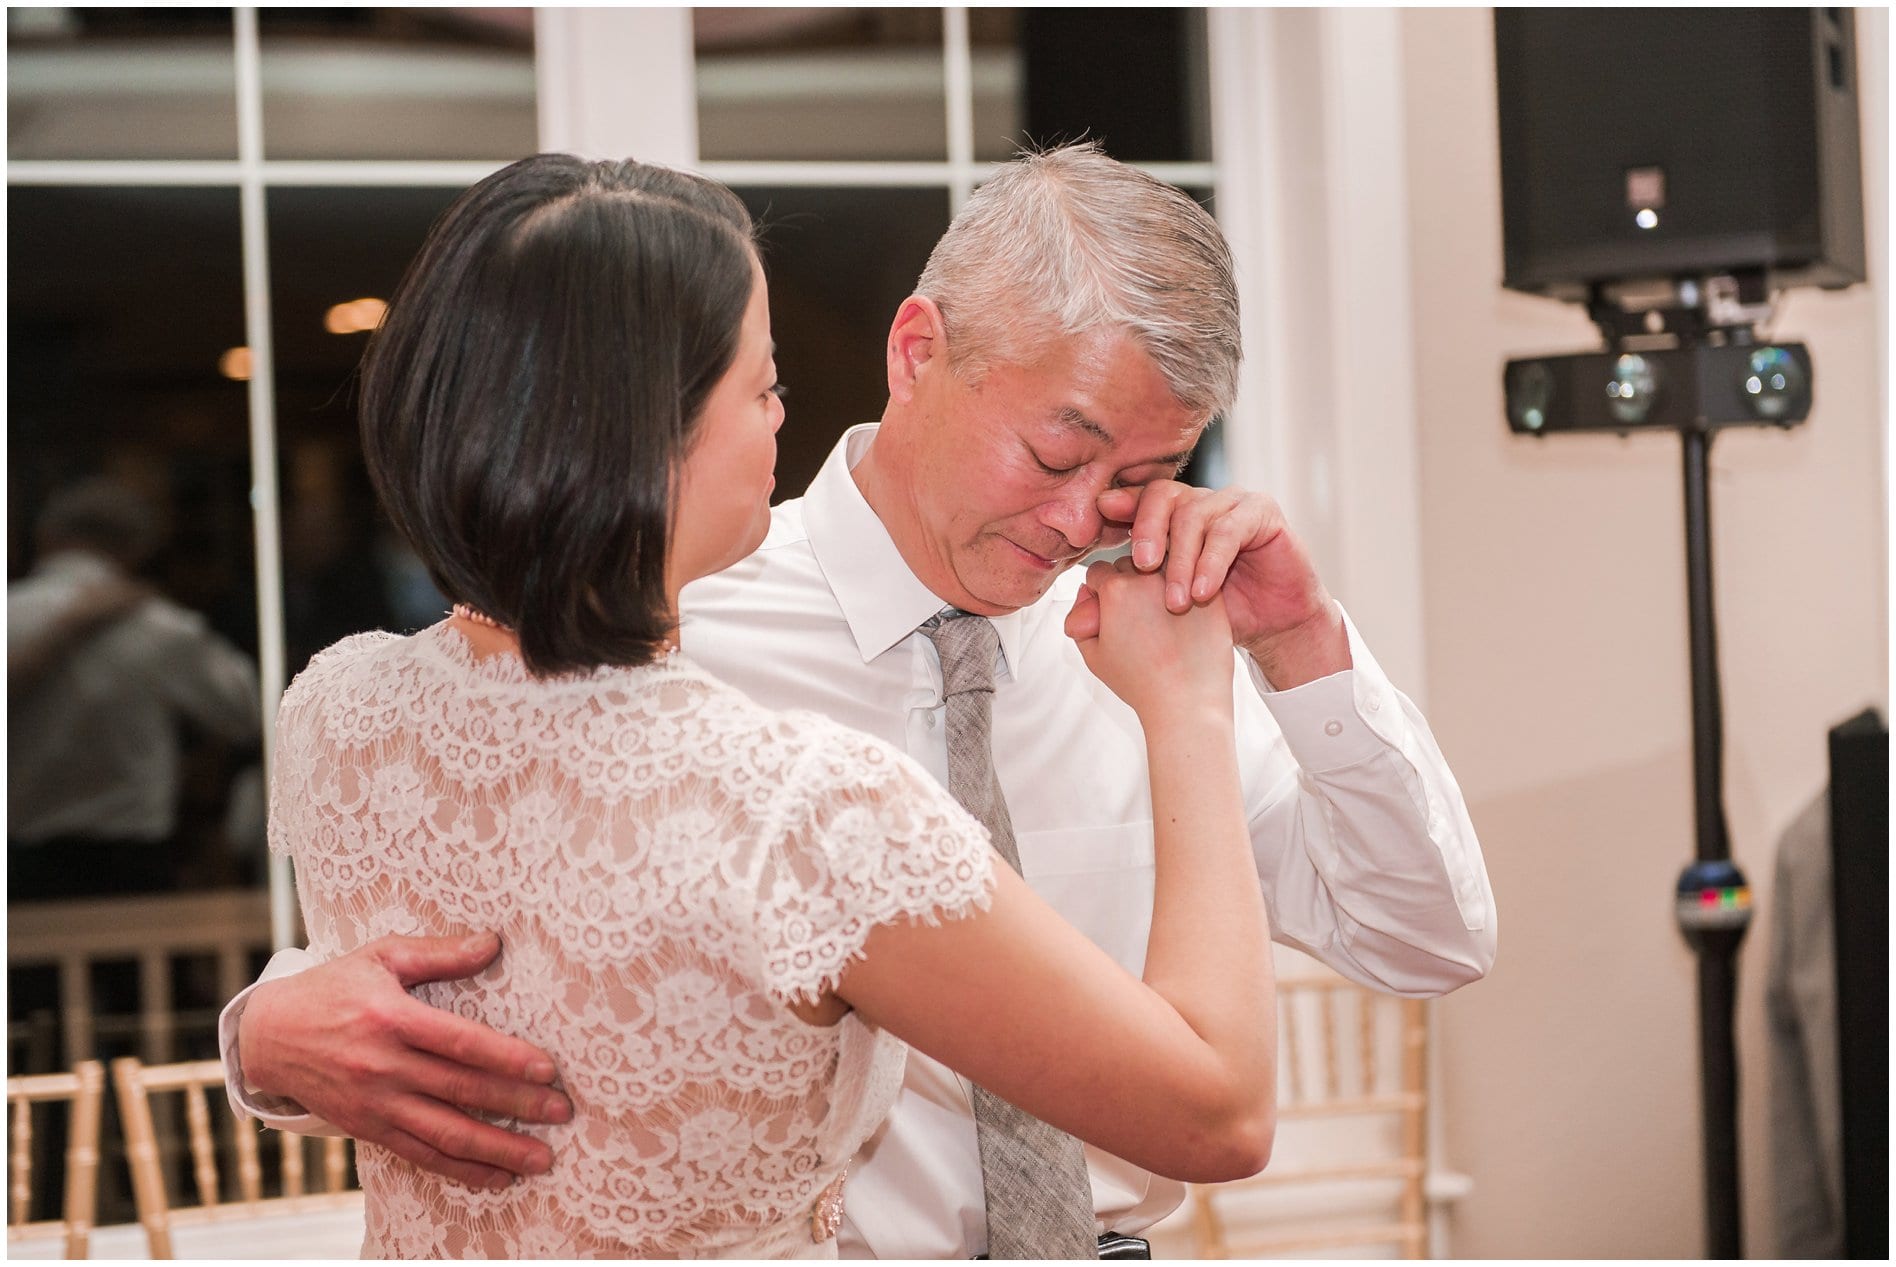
752 720 996 1005
140 602 262 744
218 947 346 1136
1238 604 1498 997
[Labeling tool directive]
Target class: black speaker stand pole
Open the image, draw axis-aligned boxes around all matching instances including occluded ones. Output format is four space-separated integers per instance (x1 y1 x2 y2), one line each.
1507 304 1802 1258
1675 419 1752 1259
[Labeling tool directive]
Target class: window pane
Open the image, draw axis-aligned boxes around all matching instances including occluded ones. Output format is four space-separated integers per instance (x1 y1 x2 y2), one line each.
9 186 262 1082
265 186 465 675
977 8 1211 163
697 9 948 162
735 187 952 496
969 9 1025 163
257 9 535 160
1173 185 1229 489
8 8 238 160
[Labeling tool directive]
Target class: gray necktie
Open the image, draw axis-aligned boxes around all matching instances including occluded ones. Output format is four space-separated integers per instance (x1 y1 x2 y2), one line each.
923 610 1100 1261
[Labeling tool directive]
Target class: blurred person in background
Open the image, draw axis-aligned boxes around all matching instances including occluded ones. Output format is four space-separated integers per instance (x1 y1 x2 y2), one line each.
8 477 260 901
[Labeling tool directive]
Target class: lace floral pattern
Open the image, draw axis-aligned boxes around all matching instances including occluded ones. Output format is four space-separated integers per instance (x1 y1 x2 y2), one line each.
271 624 994 1258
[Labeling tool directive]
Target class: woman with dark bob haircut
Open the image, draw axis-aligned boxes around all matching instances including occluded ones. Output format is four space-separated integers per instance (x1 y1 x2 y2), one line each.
271 154 1276 1257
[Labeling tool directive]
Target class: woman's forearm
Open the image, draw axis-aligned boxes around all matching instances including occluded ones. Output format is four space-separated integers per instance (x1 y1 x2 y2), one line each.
1139 702 1276 1105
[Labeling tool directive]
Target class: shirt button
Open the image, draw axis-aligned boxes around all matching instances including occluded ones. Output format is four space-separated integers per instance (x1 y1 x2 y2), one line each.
1324 720 1344 737
924 714 937 729
1365 694 1382 712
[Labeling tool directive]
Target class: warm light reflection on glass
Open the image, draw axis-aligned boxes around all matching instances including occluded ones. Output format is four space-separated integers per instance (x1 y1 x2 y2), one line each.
219 346 252 381
324 297 388 335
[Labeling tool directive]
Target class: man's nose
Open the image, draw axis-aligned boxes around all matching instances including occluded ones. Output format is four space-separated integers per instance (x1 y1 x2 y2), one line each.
1040 487 1105 550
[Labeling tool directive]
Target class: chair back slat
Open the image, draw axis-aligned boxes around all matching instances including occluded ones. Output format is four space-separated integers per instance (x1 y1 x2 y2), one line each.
1280 988 1303 1102
8 1060 105 1259
1359 990 1377 1097
112 1057 175 1258
233 1112 263 1204
1318 982 1340 1100
281 1130 306 1197
10 1090 32 1226
323 1136 349 1193
1398 998 1429 1242
62 1062 105 1258
183 1085 220 1209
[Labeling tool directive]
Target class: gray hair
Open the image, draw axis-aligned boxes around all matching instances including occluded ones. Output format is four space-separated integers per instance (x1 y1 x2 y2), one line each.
915 142 1240 421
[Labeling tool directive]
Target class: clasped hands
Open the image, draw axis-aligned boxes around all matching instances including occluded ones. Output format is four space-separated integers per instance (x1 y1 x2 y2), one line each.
1070 480 1351 692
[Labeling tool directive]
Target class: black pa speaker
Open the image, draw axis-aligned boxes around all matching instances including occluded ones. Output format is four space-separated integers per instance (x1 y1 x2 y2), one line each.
1496 9 1866 300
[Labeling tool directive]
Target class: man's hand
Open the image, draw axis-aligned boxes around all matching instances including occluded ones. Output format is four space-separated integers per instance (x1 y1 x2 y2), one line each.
1097 482 1351 689
238 932 571 1190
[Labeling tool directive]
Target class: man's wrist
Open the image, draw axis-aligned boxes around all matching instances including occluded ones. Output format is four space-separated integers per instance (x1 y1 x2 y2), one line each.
236 981 283 1097
222 981 316 1125
1241 599 1351 690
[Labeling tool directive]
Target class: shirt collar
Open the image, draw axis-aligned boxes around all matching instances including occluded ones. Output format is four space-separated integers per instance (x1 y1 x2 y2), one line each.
801 423 1029 679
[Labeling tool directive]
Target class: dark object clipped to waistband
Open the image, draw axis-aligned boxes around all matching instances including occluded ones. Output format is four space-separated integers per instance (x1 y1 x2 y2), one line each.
975 1233 1151 1260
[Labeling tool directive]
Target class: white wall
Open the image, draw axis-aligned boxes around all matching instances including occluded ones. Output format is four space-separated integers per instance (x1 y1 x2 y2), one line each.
1399 8 1888 1257
1210 6 1431 695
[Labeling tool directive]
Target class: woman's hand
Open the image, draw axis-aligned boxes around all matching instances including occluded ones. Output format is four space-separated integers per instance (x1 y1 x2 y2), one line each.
1064 556 1235 722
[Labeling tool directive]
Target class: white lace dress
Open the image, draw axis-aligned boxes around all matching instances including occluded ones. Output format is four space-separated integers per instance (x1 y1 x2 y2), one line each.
269 623 995 1259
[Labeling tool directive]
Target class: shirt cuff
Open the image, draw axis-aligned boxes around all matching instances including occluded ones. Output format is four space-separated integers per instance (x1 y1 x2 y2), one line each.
1244 605 1405 774
219 947 346 1137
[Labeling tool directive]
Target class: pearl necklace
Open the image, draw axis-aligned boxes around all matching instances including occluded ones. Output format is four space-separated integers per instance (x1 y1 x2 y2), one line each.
450 603 681 657
450 603 510 632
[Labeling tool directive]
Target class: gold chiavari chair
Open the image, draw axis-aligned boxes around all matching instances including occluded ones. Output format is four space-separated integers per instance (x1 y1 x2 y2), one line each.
7 1060 106 1258
110 1057 356 1259
1189 976 1430 1258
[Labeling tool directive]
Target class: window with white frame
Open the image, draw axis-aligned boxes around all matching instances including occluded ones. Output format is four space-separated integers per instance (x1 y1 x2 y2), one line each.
6 11 537 1103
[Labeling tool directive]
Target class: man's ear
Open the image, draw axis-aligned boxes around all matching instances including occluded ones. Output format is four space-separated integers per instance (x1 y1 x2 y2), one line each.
886 295 948 404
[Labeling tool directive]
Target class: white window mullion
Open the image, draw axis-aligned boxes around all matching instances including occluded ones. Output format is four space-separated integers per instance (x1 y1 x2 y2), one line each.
9 160 524 188
256 160 509 186
943 6 976 212
535 7 697 165
233 7 295 950
695 160 962 189
690 160 1215 191
7 161 245 186
1207 8 1290 503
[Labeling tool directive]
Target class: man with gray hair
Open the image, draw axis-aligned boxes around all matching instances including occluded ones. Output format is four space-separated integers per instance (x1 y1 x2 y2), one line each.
221 143 1495 1259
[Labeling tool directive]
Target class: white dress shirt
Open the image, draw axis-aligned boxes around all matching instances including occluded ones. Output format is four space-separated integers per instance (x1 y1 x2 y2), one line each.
222 423 1494 1258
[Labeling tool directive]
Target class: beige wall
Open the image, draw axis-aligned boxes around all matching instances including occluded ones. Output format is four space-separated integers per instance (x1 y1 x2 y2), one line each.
1398 8 1889 1257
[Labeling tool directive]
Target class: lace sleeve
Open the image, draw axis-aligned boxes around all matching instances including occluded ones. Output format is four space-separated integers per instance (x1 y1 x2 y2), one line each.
753 719 995 1004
